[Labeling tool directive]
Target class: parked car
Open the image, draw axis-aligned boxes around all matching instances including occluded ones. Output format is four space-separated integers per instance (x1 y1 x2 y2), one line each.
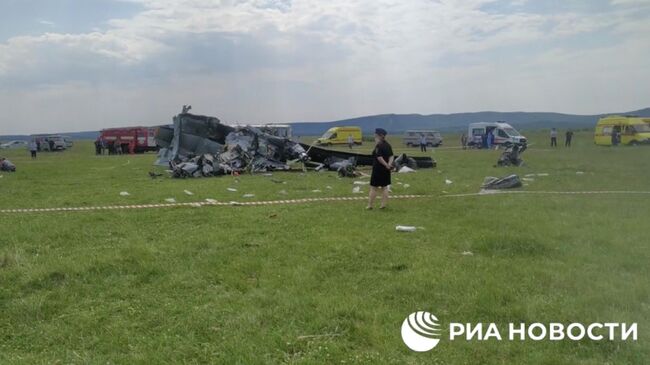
0 140 28 149
403 130 443 147
34 135 67 151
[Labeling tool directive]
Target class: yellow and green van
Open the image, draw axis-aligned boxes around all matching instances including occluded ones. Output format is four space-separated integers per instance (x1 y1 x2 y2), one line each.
594 116 650 146
316 126 363 146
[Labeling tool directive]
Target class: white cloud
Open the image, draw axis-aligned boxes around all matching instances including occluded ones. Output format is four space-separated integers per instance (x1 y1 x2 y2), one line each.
0 0 649 133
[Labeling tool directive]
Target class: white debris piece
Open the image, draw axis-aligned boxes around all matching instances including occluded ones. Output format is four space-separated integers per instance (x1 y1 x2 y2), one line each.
445 179 453 185
242 194 255 198
352 186 362 194
398 166 416 173
227 188 238 192
184 190 194 195
165 198 176 203
326 186 333 190
119 191 130 196
576 171 585 175
311 189 322 193
522 177 535 182
396 225 417 232
205 198 218 204
278 190 288 195
353 181 369 185
537 173 549 177
403 184 410 188
462 251 474 256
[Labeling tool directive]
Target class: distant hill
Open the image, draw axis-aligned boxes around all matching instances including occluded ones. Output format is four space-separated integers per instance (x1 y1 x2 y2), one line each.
2 108 649 141
290 107 650 136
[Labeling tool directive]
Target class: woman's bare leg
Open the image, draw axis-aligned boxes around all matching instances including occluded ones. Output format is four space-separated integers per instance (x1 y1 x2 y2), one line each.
380 186 389 208
367 186 377 208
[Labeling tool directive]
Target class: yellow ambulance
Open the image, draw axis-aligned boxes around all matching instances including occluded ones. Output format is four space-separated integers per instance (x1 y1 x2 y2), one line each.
594 116 650 146
316 127 363 146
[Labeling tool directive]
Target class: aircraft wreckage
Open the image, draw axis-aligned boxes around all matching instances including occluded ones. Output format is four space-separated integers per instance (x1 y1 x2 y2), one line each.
155 110 435 178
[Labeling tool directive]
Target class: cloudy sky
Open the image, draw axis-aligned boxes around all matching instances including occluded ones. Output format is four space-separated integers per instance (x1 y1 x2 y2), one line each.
1 0 649 134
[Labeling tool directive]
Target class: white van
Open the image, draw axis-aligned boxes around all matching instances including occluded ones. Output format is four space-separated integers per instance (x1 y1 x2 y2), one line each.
467 122 527 147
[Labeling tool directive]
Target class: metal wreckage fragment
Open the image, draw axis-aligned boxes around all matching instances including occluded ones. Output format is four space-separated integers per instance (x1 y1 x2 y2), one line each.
155 111 435 178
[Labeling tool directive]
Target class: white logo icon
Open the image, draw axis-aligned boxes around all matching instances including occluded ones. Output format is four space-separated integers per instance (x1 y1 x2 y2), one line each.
401 311 441 352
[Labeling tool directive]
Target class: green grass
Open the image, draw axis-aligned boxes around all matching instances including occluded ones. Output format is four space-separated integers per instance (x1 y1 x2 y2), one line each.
0 132 648 364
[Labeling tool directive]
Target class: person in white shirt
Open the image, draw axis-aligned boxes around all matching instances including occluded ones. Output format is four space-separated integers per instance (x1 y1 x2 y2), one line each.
550 128 558 147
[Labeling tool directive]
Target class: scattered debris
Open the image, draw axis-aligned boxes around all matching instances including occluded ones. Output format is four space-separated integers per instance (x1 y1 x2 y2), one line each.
353 181 369 185
242 194 255 198
184 190 194 195
403 184 411 188
396 225 417 232
0 158 16 172
461 251 474 256
576 171 585 175
522 177 535 182
205 198 218 204
352 186 362 194
326 185 333 190
119 191 130 196
445 179 453 185
393 153 419 170
398 166 416 173
278 190 288 195
537 173 549 177
227 188 238 192
481 175 523 190
496 142 527 167
314 156 359 177
165 198 176 203
311 189 322 193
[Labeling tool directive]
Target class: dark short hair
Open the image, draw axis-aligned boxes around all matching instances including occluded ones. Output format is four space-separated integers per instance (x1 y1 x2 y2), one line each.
375 128 387 136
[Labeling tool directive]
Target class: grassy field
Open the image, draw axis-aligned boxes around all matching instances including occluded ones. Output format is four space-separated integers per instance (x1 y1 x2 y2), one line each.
0 132 648 364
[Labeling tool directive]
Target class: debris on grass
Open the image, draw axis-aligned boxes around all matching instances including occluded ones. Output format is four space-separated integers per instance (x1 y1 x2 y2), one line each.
481 175 522 190
398 166 416 173
576 171 585 175
205 198 218 204
403 183 410 188
227 188 238 192
396 225 417 232
165 198 176 203
462 251 474 256
119 191 130 196
278 190 288 195
311 189 322 193
445 179 453 185
353 181 369 185
242 194 255 198
352 186 362 194
184 190 194 196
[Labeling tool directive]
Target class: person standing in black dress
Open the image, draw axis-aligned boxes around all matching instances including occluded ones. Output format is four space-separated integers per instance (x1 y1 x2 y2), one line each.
368 128 394 210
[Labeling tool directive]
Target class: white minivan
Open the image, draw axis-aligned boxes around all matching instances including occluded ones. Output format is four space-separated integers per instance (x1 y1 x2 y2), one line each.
467 122 527 147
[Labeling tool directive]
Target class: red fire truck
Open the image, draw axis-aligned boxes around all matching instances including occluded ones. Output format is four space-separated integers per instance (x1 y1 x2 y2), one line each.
99 127 159 154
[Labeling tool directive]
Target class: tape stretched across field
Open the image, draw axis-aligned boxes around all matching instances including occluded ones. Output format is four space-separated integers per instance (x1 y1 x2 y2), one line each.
1 191 649 214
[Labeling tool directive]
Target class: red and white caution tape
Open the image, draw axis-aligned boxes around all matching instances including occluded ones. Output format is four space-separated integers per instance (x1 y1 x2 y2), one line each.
2 190 649 214
0 194 430 214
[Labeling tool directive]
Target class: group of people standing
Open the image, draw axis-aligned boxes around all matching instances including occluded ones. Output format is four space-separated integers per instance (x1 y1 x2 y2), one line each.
94 138 130 155
550 128 574 147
